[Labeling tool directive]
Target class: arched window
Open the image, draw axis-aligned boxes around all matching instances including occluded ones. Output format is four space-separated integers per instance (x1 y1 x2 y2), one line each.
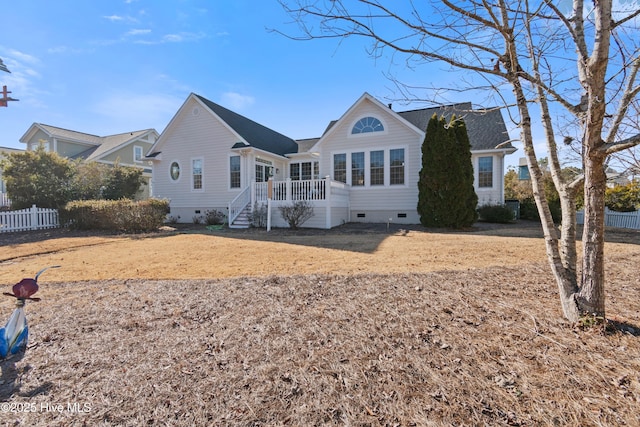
351 117 384 134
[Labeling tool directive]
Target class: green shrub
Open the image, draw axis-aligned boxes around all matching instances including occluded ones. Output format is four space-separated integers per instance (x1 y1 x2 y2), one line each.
477 204 515 223
605 181 640 212
63 198 169 233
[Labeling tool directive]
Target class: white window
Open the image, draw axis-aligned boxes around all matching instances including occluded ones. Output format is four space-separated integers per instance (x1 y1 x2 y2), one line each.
389 148 405 185
192 158 203 191
134 146 143 163
352 117 384 134
478 157 493 188
290 161 319 180
332 148 406 187
230 156 241 189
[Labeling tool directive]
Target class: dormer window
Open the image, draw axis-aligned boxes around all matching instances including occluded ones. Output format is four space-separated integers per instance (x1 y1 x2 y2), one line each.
351 117 384 134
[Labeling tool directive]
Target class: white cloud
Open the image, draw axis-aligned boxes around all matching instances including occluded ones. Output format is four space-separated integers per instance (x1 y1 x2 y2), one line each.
103 14 139 24
126 29 152 36
104 15 124 22
220 92 255 110
7 49 40 65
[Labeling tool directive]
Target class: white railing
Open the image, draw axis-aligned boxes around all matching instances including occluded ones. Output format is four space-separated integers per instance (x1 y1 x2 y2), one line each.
256 178 329 202
577 208 640 230
0 204 60 233
0 192 10 208
228 185 252 225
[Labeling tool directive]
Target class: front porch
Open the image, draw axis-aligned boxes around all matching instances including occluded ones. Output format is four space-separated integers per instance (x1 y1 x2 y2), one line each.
229 177 350 229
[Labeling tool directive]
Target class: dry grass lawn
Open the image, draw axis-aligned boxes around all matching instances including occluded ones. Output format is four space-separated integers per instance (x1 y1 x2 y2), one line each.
0 221 639 426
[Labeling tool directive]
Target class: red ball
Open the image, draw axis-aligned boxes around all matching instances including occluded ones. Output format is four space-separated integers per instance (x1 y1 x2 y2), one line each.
13 278 39 298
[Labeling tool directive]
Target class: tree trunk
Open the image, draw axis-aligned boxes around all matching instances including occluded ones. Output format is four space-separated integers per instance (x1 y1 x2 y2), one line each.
577 156 607 317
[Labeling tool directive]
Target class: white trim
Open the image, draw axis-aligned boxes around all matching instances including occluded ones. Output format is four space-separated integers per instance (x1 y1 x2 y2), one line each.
347 115 389 138
191 157 204 192
330 145 408 188
228 154 242 190
169 160 182 183
134 145 144 163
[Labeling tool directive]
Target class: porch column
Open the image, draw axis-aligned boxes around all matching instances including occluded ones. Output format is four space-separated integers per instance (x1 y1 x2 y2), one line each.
325 176 331 229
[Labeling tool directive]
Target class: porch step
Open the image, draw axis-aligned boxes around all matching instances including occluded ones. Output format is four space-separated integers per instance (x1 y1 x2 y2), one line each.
229 206 251 229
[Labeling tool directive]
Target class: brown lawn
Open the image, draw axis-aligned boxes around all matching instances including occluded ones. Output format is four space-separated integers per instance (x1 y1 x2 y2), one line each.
0 221 639 426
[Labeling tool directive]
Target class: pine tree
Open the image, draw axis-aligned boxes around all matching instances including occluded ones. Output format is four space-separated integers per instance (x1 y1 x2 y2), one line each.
418 114 478 228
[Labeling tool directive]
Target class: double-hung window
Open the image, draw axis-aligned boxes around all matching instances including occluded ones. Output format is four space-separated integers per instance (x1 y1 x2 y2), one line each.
478 157 493 187
134 146 143 163
351 152 365 186
390 148 405 185
230 156 241 189
334 154 347 183
370 150 384 186
192 158 203 190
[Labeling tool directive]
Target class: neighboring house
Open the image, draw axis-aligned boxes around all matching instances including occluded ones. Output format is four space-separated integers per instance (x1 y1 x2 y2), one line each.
147 92 516 228
20 124 159 199
0 146 24 207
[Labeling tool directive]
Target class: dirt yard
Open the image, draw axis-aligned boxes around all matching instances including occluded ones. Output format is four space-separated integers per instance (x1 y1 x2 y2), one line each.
1 221 639 426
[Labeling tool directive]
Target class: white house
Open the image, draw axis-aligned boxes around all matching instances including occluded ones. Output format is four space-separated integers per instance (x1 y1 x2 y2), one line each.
147 92 516 228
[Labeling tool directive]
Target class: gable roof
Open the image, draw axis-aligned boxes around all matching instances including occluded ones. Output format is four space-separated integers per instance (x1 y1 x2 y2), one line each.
315 98 514 153
194 94 299 157
21 123 103 146
398 103 514 151
79 130 155 161
20 123 157 161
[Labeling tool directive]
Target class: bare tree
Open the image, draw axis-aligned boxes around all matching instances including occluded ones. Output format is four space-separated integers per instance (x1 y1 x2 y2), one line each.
278 0 640 322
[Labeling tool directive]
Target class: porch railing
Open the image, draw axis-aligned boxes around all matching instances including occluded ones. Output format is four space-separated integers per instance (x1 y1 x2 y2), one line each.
255 178 329 202
228 185 252 225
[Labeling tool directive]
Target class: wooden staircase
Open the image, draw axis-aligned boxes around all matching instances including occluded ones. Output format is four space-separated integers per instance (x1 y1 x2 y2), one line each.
229 204 251 229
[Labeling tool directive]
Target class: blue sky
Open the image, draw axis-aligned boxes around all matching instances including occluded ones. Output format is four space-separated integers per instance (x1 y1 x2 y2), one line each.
1 1 522 167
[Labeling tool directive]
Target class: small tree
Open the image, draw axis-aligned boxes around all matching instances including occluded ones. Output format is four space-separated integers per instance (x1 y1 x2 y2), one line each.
418 114 477 228
0 146 74 209
71 161 109 200
278 200 314 229
101 162 145 200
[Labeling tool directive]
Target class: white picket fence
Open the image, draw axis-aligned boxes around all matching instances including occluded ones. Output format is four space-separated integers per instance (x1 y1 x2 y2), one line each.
576 208 640 230
0 204 60 233
0 192 9 208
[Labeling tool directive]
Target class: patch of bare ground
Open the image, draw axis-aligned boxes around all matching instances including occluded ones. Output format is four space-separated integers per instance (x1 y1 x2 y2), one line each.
0 221 639 426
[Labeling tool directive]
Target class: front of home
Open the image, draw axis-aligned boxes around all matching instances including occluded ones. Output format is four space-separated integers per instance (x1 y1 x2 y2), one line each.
147 92 516 228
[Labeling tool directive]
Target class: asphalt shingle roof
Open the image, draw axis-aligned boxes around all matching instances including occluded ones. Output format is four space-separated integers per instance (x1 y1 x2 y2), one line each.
398 103 513 151
195 94 299 157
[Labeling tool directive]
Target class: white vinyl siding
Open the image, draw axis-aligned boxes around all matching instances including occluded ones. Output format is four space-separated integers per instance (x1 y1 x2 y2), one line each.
151 97 244 210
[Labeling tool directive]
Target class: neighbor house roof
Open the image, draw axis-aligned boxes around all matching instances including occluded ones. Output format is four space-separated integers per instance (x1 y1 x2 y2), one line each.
30 124 103 145
73 130 153 161
20 123 157 162
195 94 299 157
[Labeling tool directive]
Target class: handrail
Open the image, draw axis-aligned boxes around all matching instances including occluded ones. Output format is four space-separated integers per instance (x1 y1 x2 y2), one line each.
228 186 251 225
